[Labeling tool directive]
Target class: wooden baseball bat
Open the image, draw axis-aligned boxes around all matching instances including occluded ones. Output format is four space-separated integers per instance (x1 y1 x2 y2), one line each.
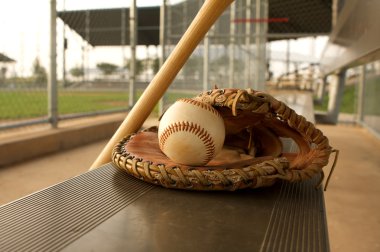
90 0 234 170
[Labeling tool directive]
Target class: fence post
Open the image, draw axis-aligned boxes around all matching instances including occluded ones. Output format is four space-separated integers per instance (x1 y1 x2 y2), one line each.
62 0 66 88
228 2 235 88
357 65 366 123
129 0 137 108
158 0 167 116
49 0 58 128
315 70 346 124
315 76 327 105
121 8 127 79
244 0 251 89
253 0 268 90
327 70 345 123
203 31 210 91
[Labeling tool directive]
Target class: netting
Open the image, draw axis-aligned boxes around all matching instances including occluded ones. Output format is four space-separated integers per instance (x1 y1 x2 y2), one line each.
0 0 337 135
165 0 267 92
362 61 380 134
0 2 49 132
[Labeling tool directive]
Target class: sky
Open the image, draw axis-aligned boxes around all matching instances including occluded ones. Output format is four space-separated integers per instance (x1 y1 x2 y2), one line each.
0 0 169 77
0 0 327 78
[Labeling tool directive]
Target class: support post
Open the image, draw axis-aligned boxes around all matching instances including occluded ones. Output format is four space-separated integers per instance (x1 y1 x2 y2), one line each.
203 30 210 91
62 0 66 88
145 46 149 81
84 10 90 82
81 44 85 82
129 0 137 108
158 0 167 116
49 0 58 128
62 36 67 88
244 0 251 89
327 70 345 123
315 76 327 105
253 0 268 90
357 65 366 123
316 70 346 124
286 39 290 77
121 8 127 79
228 2 236 88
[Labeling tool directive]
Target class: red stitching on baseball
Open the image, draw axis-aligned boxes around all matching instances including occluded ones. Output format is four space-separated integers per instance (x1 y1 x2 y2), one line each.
159 121 215 164
178 98 222 119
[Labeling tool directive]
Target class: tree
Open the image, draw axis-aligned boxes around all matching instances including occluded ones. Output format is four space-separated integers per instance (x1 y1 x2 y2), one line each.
124 59 144 76
69 67 84 81
97 62 118 76
32 57 47 85
0 67 7 83
211 55 245 75
182 56 203 78
152 58 160 74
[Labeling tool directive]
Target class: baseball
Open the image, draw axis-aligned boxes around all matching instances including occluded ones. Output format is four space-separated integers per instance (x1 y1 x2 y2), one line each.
158 98 225 166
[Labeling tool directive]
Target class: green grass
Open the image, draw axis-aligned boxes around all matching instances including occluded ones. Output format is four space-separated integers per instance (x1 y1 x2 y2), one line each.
315 84 358 113
0 89 198 120
0 90 47 119
3 78 377 121
58 92 129 114
341 85 357 113
363 77 380 116
314 76 380 115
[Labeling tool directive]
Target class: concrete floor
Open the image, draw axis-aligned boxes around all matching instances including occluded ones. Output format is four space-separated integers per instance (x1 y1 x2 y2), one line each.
0 124 379 252
319 124 380 252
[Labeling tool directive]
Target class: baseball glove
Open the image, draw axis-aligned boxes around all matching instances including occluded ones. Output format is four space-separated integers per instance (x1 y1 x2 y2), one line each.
112 88 337 191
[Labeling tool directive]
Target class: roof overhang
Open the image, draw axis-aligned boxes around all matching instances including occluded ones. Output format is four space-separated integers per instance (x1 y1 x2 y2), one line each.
0 53 15 63
58 0 332 47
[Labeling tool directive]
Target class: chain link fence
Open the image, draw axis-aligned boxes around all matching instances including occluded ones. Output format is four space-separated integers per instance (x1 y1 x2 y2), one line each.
1 0 341 137
0 1 50 132
0 1 135 136
165 0 267 92
362 60 380 134
0 0 269 136
312 60 380 135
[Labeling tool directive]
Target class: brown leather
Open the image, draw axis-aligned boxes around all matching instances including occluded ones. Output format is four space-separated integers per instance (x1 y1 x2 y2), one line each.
125 131 274 170
112 88 334 190
193 88 333 180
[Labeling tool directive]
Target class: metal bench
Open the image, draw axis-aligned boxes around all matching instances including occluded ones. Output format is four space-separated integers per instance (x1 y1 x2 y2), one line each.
0 92 329 252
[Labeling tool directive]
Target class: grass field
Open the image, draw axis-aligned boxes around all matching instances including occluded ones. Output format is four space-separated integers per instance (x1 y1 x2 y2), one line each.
314 76 380 115
1 78 378 122
314 85 357 113
0 89 197 120
0 90 48 119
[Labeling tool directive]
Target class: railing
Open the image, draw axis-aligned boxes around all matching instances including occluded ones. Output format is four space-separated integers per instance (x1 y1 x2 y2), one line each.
317 0 380 130
273 63 321 92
